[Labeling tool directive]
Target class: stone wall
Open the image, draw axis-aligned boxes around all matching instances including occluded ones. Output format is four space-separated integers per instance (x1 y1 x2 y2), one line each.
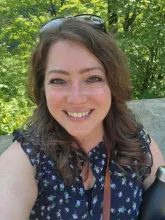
0 98 165 158
128 98 165 157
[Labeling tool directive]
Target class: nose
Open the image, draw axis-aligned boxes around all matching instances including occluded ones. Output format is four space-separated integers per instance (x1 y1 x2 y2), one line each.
67 83 87 105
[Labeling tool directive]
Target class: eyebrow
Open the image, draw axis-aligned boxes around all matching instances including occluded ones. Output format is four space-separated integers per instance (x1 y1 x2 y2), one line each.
46 66 105 76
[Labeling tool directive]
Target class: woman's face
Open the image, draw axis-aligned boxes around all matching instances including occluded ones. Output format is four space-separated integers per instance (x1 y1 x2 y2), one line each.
44 40 111 142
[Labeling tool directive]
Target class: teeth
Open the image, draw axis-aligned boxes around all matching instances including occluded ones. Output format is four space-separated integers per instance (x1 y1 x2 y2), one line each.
77 113 81 118
67 111 90 118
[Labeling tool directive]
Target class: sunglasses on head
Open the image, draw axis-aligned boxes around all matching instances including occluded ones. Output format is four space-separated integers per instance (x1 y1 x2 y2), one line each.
40 14 107 37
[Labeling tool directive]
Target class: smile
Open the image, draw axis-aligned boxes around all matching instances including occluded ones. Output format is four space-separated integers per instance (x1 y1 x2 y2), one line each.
66 111 91 118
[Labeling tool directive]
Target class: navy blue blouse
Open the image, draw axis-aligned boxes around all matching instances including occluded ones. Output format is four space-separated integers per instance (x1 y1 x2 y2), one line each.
13 128 152 220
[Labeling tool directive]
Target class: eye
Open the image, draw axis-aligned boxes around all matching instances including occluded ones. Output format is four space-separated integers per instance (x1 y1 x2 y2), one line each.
50 78 65 85
87 76 102 83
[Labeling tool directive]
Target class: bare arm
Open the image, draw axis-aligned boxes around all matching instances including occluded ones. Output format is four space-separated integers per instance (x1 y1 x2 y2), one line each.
0 141 38 220
143 138 165 190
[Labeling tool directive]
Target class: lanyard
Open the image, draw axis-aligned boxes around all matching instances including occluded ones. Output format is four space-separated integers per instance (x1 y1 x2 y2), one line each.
102 134 111 220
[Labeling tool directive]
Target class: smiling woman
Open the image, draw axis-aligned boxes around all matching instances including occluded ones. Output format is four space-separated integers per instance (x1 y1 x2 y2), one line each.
44 40 111 146
0 15 164 220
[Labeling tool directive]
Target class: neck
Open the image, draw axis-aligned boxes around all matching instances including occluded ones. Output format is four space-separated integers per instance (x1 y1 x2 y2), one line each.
74 130 104 153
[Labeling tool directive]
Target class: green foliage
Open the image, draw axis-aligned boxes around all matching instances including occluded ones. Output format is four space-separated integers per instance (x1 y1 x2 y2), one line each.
0 0 165 134
115 0 165 99
0 98 34 134
0 43 35 134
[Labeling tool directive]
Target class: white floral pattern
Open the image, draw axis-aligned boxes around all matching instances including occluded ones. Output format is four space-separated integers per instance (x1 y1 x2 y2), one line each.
13 128 152 220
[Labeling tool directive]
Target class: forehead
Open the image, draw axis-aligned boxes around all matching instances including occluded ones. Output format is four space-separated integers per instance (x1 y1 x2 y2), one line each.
46 40 103 70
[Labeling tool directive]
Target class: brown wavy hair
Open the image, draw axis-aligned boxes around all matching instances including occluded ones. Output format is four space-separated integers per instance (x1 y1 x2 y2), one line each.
25 18 147 185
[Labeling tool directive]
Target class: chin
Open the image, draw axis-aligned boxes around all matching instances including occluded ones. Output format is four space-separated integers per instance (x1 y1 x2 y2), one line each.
67 129 91 139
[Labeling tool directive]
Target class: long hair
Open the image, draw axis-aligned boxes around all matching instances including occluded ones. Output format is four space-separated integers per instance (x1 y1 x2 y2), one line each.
25 18 146 185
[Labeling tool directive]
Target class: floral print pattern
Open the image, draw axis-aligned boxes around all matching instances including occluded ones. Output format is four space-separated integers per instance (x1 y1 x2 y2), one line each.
13 128 152 220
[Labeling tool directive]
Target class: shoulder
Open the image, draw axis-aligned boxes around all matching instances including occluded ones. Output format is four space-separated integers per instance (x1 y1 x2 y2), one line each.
0 140 37 179
0 140 38 190
0 141 38 218
143 137 165 190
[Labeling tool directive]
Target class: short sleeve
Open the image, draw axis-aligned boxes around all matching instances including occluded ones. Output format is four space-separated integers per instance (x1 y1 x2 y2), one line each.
12 130 44 181
137 128 153 181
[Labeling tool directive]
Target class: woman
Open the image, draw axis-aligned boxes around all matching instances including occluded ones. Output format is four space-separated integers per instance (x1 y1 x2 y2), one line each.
0 15 164 220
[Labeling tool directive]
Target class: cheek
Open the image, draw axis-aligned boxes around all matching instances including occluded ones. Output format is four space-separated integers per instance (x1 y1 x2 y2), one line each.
45 89 64 110
102 90 111 110
93 86 111 104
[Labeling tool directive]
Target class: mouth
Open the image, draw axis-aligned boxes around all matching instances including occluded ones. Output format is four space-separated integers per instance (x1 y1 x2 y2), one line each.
64 110 94 119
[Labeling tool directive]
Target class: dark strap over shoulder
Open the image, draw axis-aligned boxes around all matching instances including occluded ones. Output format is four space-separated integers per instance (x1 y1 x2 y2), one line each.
102 134 111 220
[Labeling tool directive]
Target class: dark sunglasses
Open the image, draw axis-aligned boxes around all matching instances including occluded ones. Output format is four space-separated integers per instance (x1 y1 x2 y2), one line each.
40 14 107 36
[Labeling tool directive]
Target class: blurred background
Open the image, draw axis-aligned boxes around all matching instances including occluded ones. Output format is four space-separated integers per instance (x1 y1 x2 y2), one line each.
0 0 165 135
